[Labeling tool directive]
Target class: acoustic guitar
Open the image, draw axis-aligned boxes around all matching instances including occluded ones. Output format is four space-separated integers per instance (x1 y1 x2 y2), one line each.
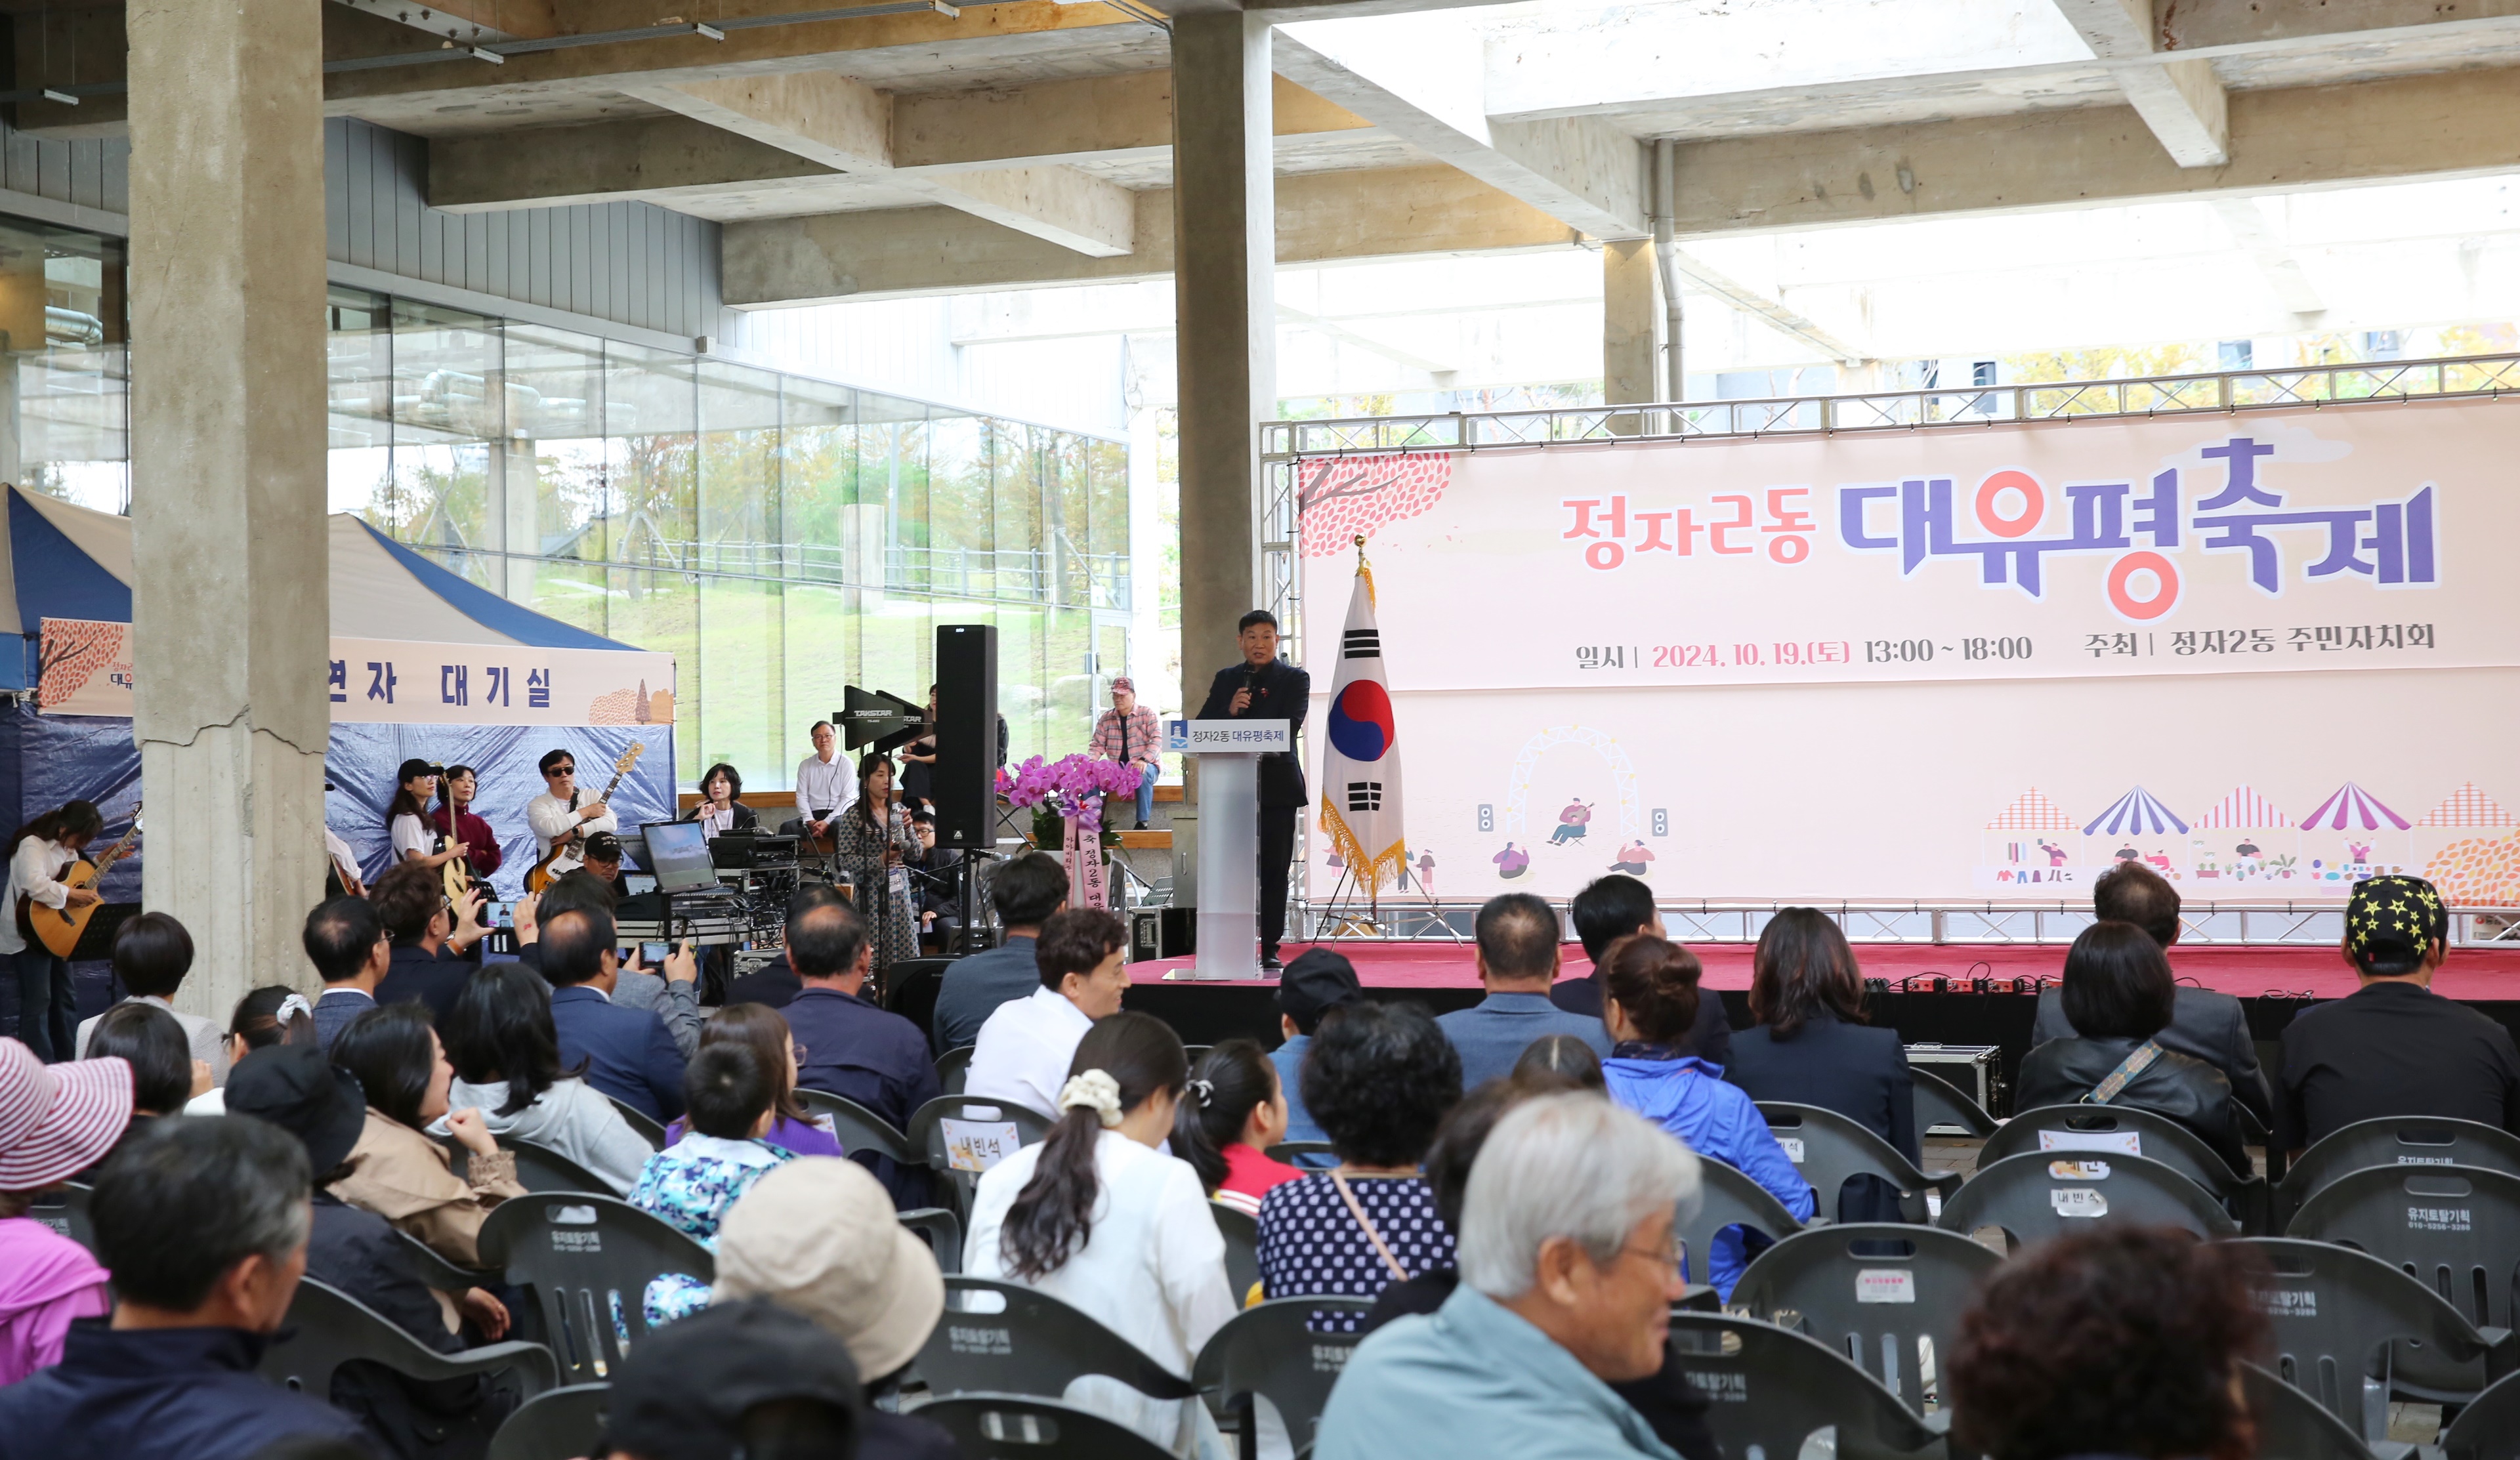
440 832 471 906
19 804 141 959
524 742 644 893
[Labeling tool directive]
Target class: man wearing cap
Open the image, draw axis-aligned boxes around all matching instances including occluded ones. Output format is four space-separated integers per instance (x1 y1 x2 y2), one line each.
0 1038 129 1383
0 1114 372 1459
599 1297 870 1460
579 830 631 899
711 1158 959 1460
227 1043 518 1451
2276 873 2520 1152
1092 677 1164 831
1273 948 1362 1156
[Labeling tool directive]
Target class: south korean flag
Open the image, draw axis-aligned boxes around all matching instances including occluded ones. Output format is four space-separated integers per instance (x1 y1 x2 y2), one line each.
1319 549 1406 893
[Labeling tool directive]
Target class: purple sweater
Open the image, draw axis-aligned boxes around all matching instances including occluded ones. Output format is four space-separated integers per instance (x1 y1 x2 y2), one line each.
663 1112 845 1160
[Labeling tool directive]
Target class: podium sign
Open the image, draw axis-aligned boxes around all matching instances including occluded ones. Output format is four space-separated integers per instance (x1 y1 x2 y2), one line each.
1174 719 1290 980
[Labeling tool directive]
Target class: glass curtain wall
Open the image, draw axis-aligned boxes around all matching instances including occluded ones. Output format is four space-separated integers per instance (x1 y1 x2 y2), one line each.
0 218 128 512
310 286 1131 790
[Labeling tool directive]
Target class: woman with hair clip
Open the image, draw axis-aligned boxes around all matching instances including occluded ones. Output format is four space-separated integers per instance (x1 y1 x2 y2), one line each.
1 799 104 1062
830 751 922 977
1173 1039 1301 1217
965 1011 1234 1458
184 986 317 1114
387 759 462 869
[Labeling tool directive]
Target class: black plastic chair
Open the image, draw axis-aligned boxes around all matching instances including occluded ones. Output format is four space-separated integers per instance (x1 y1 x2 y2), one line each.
1190 1297 1374 1460
2242 1360 2416 1460
26 1181 93 1251
1679 1156 1805 1291
797 1087 919 1165
1979 1102 2265 1230
917 1276 1200 1406
914 1393 1180 1460
1908 1066 1998 1137
450 1136 620 1196
261 1277 558 1407
1211 1202 1260 1305
1265 1140 1335 1167
397 1229 501 1292
603 1097 667 1150
2281 1118 2520 1229
908 1093 1057 1220
2443 1366 2520 1460
2287 1163 2520 1329
902 1205 966 1278
936 1044 977 1096
1757 1102 1961 1224
1664 1312 1945 1460
2240 1237 2514 1441
1937 1150 2240 1251
885 957 954 1036
487 1382 611 1460
1728 1222 2002 1414
478 1193 716 1385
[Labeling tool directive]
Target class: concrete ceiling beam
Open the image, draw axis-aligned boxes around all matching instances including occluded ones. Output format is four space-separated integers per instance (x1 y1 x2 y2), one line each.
2051 0 2229 167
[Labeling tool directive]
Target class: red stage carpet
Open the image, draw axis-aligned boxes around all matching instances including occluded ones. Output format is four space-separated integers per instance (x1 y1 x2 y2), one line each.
1133 941 2520 1002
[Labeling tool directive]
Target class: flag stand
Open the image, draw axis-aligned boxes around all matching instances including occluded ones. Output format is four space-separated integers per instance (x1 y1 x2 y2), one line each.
1305 860 1465 944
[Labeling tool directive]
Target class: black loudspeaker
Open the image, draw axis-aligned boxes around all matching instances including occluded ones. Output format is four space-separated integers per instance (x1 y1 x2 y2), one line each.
933 623 999 851
1130 906 1196 962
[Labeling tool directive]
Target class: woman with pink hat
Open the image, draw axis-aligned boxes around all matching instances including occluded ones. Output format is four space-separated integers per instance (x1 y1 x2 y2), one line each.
0 1036 133 1382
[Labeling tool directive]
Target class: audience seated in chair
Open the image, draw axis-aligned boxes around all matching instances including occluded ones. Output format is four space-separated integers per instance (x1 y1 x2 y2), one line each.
1269 949 1362 1153
2277 873 2520 1154
663 1003 844 1159
967 907 1131 1119
228 1042 520 1459
1173 1039 1301 1217
537 905 689 1124
931 850 1068 1053
1551 874 1731 1064
1721 909 1919 1222
775 896 938 1207
1948 1226 2270 1460
306 896 394 1052
326 1001 527 1268
1597 934 1813 1296
964 1011 1234 1457
1316 1092 1699 1460
371 862 490 1026
1513 1033 1605 1091
187 986 320 1115
631 1039 797 1324
710 1158 960 1460
77 1001 203 1177
516 871 702 1059
719 884 847 1012
1438 894 1612 1089
75 911 228 1083
2016 921 2250 1177
432 963 654 1196
0 1035 129 1384
0 1115 374 1459
1360 1077 1718 1460
599 1297 873 1460
2032 862 2274 1129
1257 1001 1463 1321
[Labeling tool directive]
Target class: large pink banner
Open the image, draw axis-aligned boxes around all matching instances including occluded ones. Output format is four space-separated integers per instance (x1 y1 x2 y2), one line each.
1299 399 2520 904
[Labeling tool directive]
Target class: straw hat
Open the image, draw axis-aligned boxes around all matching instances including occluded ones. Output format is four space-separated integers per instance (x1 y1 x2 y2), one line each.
710 1157 945 1381
0 1038 133 1190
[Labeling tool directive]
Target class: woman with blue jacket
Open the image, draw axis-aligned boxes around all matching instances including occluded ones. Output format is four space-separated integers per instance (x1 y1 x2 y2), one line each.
1597 934 1813 1297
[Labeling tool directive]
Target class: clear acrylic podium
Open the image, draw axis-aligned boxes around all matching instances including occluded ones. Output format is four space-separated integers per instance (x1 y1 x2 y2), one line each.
1169 718 1290 980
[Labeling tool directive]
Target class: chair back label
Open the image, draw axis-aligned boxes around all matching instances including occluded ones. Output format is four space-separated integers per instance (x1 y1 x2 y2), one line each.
948 1324 1014 1355
2260 1289 2319 1319
1681 1371 1749 1402
2397 1154 2455 1165
2040 1129 2142 1157
2049 1159 2110 1180
1778 1137 1805 1165
1311 1343 1351 1375
551 1230 602 1254
2407 1205 2473 1232
1854 1269 1916 1304
2049 1187 2109 1219
942 1119 1021 1173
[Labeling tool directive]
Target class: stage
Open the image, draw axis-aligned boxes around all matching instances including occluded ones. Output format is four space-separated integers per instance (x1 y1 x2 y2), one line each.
1120 941 2520 1114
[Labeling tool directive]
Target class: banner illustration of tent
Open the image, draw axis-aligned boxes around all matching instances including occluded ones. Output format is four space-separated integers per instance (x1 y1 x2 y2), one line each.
1988 788 2075 830
2085 786 2187 838
2420 783 2512 827
2194 786 2293 829
1318 545 1407 894
2303 782 2410 831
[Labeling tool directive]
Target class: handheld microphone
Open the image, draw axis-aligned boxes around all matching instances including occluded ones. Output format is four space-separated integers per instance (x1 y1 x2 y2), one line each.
1242 665 1260 713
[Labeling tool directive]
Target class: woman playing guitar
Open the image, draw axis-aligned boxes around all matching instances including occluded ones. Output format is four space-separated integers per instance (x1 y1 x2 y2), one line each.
432 764 503 886
387 760 462 870
4 800 104 1060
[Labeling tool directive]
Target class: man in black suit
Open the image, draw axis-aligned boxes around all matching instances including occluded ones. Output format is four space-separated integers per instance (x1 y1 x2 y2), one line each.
2031 860 2273 1128
1196 608 1311 970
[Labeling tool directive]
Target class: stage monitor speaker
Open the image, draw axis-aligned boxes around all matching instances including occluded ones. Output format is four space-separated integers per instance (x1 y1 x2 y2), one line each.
1130 906 1195 962
934 623 999 851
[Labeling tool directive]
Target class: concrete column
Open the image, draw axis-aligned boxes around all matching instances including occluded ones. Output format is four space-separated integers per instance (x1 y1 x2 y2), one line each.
501 438 539 603
127 0 331 1017
1169 10 1275 699
1603 239 1662 433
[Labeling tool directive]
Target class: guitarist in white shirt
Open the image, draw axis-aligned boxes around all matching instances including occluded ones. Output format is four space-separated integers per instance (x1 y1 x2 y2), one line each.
526 749 618 881
3 799 103 1061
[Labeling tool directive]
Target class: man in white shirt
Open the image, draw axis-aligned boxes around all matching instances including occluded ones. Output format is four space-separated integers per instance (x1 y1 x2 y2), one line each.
526 747 618 879
74 911 228 1083
794 720 855 843
966 907 1131 1119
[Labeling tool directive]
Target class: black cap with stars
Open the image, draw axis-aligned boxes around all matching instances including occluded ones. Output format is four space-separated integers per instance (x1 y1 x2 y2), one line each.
2345 873 2448 970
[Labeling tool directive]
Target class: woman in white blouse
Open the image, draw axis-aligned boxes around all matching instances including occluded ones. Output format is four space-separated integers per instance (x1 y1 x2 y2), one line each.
2 799 104 1062
387 758 462 869
965 1011 1235 1459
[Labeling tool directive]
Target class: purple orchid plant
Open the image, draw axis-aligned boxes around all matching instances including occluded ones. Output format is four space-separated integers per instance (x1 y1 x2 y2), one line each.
998 753 1146 843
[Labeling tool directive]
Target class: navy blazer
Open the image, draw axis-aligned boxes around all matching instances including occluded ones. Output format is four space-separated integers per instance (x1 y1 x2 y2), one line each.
1551 972 1732 1068
1196 657 1311 806
1723 1014 1921 1163
550 983 688 1121
312 987 378 1051
2033 983 2273 1129
376 942 474 1029
784 984 943 1209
